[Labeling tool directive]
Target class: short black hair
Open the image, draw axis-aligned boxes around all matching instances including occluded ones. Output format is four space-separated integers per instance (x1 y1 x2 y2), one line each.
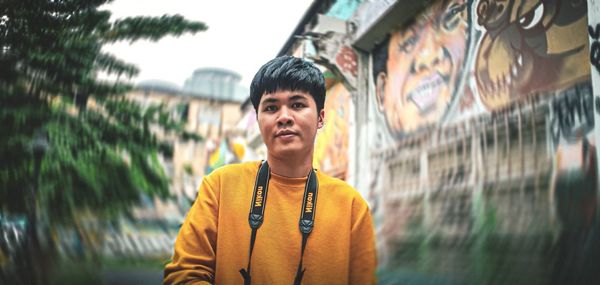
372 36 390 82
250 56 325 113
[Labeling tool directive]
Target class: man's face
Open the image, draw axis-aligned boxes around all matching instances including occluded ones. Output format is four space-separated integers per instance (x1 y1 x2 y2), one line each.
377 0 468 135
257 90 324 160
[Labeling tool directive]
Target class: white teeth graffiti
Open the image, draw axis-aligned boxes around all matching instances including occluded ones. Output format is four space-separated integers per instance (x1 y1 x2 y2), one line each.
511 65 519 77
407 74 445 113
476 41 536 104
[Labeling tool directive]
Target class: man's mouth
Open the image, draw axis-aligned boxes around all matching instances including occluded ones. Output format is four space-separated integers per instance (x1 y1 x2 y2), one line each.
275 130 298 138
407 73 448 114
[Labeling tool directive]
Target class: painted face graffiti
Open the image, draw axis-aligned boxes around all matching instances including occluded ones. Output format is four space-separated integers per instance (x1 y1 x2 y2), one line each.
475 0 590 110
376 0 469 136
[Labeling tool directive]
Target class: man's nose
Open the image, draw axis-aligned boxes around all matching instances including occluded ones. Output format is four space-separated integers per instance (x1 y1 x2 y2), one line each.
276 107 294 126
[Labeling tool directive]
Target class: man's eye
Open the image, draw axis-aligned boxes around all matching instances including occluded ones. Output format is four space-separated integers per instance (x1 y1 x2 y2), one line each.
291 103 306 109
264 105 277 112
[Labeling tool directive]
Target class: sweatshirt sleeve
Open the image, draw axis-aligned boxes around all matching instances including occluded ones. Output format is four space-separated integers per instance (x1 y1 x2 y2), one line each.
164 176 219 285
349 196 377 285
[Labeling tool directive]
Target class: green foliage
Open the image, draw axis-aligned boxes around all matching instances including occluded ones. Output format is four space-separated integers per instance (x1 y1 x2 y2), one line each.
105 14 208 43
0 0 206 224
183 163 193 175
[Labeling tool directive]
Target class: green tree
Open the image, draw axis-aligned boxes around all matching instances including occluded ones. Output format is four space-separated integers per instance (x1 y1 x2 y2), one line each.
0 0 205 233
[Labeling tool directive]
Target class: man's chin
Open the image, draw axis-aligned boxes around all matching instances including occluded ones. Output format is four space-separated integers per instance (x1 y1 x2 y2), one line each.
269 146 306 158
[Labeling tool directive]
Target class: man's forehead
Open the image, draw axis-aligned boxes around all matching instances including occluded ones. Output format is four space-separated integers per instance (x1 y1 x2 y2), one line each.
260 91 311 101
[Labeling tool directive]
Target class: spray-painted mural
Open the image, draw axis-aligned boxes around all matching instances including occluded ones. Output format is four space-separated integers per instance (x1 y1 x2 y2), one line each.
371 0 591 137
592 23 600 73
204 137 245 175
314 82 351 179
366 0 595 283
548 84 598 284
474 0 590 110
372 0 470 136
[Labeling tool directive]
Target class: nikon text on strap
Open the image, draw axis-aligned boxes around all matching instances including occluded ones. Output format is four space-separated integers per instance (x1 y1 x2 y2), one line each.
239 160 318 285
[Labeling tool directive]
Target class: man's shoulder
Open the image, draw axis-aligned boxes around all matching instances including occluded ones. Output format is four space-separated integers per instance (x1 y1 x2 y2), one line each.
316 171 346 186
316 171 362 198
205 161 261 181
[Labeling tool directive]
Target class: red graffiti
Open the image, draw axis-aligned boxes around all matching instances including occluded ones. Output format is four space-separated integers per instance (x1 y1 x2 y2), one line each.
335 46 357 78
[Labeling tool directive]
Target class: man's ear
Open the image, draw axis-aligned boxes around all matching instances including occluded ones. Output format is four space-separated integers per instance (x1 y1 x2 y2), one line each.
317 109 325 129
375 72 387 112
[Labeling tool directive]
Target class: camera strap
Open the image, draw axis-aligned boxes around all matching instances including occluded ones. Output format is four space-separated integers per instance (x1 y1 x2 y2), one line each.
239 160 318 285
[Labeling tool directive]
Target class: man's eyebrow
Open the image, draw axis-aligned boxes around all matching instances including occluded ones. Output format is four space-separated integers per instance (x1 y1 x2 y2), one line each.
261 97 279 104
290 94 309 101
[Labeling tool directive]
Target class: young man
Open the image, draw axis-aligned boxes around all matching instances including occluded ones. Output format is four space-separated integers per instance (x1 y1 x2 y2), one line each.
164 56 376 284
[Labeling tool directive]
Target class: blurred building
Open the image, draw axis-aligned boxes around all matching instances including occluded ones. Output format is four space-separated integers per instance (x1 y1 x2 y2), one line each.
106 69 248 258
183 67 248 103
236 0 600 284
132 70 247 211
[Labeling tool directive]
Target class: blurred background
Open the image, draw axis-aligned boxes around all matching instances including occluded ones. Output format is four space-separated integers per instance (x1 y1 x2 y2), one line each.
2 0 600 284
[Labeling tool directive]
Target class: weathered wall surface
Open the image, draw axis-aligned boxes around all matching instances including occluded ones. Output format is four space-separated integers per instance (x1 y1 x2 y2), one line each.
343 0 599 283
314 81 352 179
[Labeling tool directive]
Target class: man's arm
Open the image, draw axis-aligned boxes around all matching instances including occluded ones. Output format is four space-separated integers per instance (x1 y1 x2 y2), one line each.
349 197 378 285
164 177 219 285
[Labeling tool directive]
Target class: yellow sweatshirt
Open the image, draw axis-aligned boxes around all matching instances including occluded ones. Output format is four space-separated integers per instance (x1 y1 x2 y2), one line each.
164 161 376 285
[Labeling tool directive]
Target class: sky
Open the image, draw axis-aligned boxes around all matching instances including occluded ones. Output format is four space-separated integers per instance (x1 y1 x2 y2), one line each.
101 0 314 88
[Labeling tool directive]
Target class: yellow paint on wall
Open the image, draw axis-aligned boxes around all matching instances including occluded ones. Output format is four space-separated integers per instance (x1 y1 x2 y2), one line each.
313 82 350 179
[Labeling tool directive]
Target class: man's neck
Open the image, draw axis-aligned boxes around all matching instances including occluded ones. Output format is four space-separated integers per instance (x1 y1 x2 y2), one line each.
267 153 313 178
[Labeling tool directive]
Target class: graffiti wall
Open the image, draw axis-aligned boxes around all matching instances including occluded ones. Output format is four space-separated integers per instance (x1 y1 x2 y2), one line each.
371 0 590 137
204 136 246 174
371 0 471 136
474 1 589 113
314 82 351 179
364 0 596 283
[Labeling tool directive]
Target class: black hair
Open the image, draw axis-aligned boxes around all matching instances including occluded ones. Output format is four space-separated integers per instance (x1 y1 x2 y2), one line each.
250 56 325 113
372 35 390 82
